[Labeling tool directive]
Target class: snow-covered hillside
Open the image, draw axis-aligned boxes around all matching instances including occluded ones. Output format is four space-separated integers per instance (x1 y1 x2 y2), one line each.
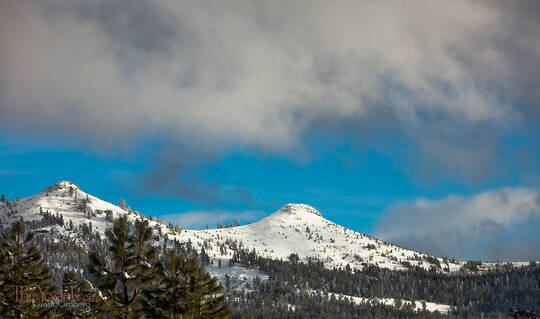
0 181 134 234
310 291 452 314
0 181 464 273
5 181 537 314
184 203 464 272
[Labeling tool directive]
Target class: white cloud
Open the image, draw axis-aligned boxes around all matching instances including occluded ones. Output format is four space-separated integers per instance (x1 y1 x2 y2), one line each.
1 1 537 151
1 1 539 188
375 188 540 261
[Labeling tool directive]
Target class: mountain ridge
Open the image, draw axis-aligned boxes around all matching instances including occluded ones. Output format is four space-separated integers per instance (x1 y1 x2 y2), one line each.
0 181 464 272
2 181 530 274
2 181 537 315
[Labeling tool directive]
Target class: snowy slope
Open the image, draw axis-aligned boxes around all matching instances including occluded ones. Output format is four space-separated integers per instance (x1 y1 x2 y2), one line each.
311 291 452 314
0 181 142 246
182 203 463 271
2 181 522 275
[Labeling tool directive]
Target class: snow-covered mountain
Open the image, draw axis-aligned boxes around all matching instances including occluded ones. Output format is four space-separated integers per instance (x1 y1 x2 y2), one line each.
7 181 538 314
0 181 466 273
188 203 467 272
0 181 133 236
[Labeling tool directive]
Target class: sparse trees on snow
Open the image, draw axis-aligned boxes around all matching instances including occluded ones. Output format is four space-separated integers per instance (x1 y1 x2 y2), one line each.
119 198 126 210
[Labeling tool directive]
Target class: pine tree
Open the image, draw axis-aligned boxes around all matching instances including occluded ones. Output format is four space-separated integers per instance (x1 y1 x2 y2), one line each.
225 275 231 291
89 216 155 318
61 271 100 318
119 198 126 210
0 220 53 318
0 242 9 313
129 219 156 298
0 194 5 203
187 264 230 319
142 250 197 318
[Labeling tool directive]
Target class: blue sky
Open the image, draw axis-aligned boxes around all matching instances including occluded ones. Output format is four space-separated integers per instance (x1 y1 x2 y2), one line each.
1 134 419 232
1 1 539 261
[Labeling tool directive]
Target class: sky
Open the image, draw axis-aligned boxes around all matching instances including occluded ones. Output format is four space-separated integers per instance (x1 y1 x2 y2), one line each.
1 0 539 262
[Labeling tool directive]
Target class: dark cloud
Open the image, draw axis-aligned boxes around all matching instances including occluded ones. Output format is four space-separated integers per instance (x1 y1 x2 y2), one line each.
138 143 255 205
405 119 502 185
375 188 540 261
141 144 219 203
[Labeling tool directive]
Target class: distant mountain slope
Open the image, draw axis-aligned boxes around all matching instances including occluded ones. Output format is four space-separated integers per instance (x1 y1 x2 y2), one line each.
0 181 465 273
184 203 464 271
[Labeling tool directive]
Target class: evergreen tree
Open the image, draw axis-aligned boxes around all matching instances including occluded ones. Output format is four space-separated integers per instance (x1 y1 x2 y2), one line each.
0 220 53 318
89 216 155 318
225 275 230 291
142 250 197 318
61 271 100 318
0 242 8 314
129 219 156 298
0 194 5 203
187 264 230 319
119 198 126 210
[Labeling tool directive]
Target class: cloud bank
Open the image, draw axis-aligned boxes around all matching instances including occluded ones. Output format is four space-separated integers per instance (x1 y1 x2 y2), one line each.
1 2 539 147
1 1 539 198
375 188 540 261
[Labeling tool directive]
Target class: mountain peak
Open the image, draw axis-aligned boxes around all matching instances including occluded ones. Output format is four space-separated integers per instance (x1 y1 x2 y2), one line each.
46 181 80 192
279 203 322 217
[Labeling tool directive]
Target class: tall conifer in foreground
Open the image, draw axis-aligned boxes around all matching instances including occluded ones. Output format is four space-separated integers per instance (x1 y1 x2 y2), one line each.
61 270 101 318
142 249 197 318
129 218 156 297
0 220 53 319
90 215 230 318
143 249 230 319
89 216 155 319
187 264 230 319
